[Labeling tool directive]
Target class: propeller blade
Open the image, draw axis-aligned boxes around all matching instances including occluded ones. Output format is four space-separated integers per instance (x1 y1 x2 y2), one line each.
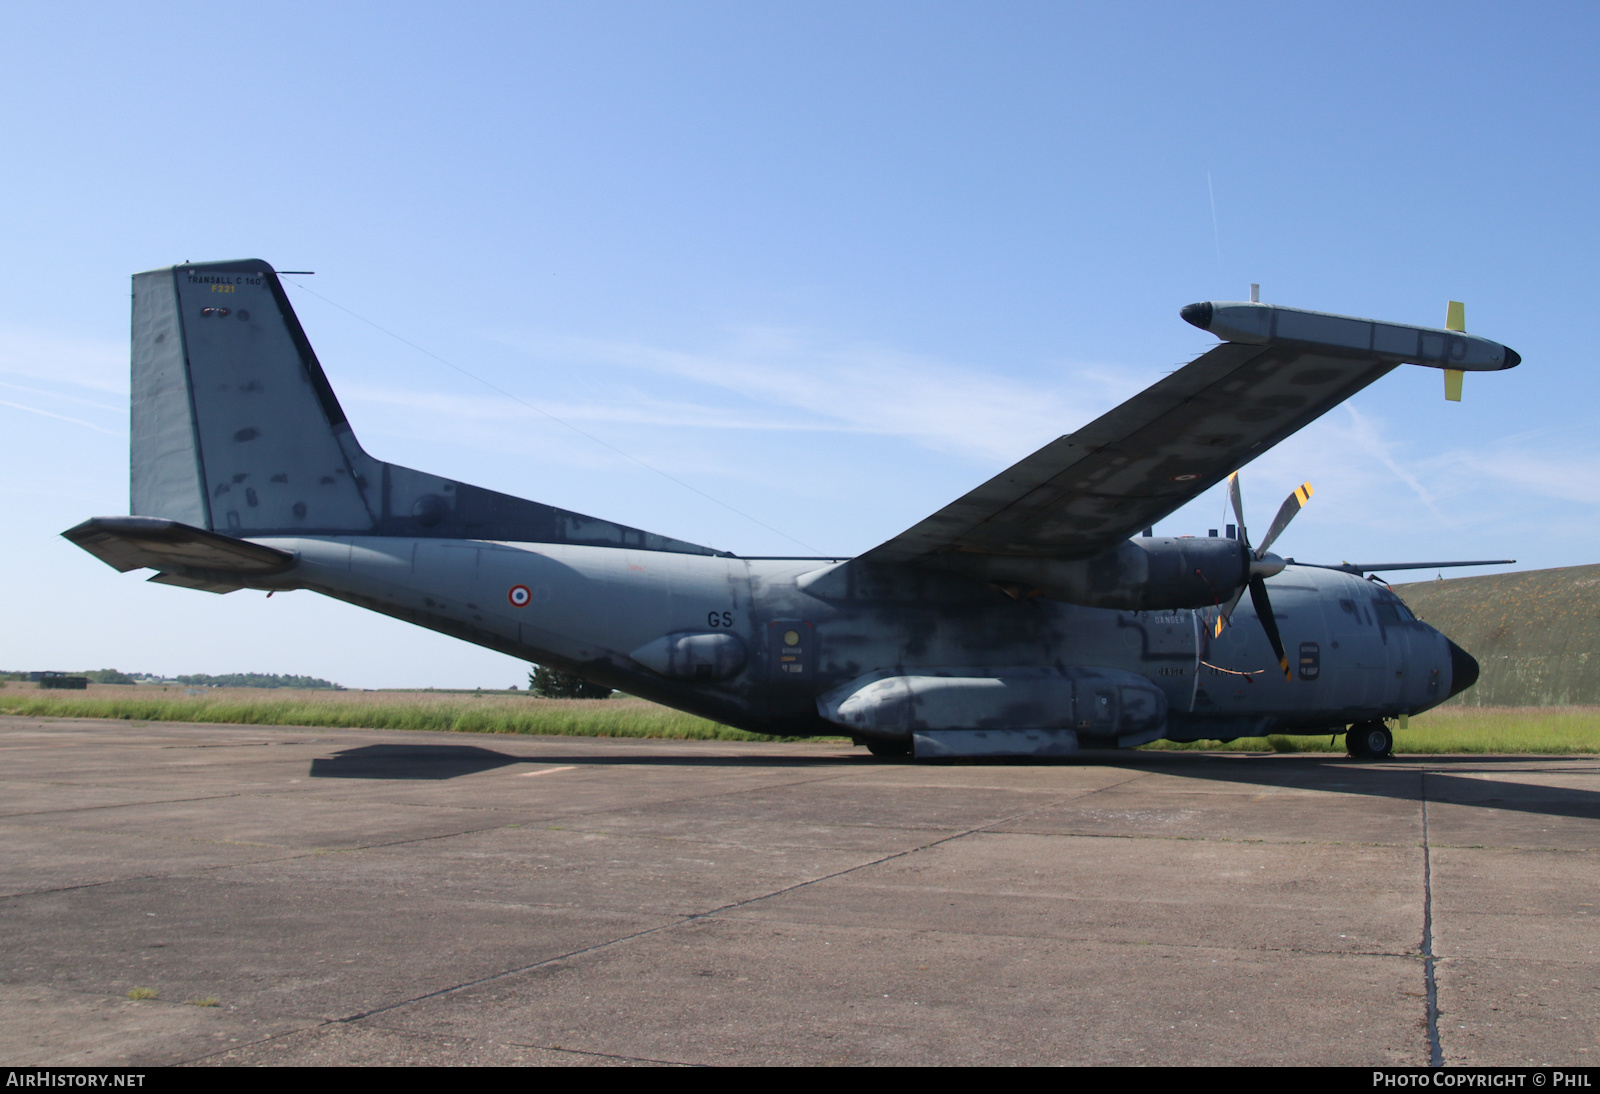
1249 574 1291 682
1227 472 1249 549
1255 482 1313 559
1211 586 1246 637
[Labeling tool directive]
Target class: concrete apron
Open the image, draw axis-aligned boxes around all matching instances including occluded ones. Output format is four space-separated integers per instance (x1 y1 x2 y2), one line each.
914 728 1080 757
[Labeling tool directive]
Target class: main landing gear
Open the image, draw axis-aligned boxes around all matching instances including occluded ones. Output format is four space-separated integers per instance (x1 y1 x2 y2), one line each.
863 739 913 759
1345 721 1394 760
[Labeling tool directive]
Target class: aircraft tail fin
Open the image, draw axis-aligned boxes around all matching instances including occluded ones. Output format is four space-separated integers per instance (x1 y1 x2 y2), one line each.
132 260 375 534
127 260 726 554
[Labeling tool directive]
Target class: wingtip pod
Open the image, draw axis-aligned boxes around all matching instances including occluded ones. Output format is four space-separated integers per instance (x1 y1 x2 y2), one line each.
1180 300 1518 372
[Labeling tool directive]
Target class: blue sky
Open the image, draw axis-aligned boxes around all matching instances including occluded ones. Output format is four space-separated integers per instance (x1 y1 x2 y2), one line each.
2 3 1596 687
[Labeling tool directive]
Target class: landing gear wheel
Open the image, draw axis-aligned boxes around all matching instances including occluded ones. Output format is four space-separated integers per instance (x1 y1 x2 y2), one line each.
864 739 913 759
1345 721 1393 760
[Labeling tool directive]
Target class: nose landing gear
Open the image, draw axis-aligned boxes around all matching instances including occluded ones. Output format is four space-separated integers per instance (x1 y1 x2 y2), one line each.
1345 721 1394 760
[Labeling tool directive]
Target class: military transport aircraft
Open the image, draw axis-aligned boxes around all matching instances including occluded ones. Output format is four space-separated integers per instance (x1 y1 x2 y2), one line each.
65 261 1521 760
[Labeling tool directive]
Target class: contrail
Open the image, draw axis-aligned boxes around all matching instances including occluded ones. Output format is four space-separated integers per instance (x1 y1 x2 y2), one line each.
0 398 118 435
1207 172 1223 276
1343 403 1457 529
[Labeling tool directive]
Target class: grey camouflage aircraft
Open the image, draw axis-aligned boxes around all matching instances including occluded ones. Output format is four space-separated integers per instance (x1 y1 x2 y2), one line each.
66 260 1521 760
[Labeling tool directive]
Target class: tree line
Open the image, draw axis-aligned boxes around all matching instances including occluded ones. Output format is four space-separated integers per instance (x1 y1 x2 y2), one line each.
527 665 612 699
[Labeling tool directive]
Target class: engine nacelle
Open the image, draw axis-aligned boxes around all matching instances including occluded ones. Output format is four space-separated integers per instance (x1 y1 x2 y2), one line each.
936 536 1249 611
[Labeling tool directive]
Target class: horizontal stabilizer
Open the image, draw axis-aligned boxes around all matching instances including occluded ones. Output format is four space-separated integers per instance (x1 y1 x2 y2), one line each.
62 517 294 575
145 571 250 595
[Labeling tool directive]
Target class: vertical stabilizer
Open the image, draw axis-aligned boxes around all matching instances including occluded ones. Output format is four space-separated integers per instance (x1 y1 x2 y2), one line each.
130 270 208 527
131 260 375 534
123 258 725 555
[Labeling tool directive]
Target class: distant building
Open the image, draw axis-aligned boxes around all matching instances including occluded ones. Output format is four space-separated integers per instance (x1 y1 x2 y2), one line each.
32 672 89 690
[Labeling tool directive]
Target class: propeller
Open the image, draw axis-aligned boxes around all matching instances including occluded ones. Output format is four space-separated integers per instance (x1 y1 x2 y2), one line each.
1211 473 1314 682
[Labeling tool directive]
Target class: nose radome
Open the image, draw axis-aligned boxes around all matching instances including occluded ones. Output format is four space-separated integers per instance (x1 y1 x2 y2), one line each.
1446 639 1480 699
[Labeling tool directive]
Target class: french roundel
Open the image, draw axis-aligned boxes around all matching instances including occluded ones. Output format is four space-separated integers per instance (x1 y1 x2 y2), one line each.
508 584 532 608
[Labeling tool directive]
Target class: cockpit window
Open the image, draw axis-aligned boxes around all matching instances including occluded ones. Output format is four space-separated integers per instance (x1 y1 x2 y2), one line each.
1373 598 1416 625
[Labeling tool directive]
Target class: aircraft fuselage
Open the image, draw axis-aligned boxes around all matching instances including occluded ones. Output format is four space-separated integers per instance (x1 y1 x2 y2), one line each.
253 535 1462 745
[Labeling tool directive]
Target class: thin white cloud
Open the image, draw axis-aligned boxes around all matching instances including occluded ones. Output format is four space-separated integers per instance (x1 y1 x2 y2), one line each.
0 399 120 435
1443 446 1600 506
1341 402 1454 527
339 381 856 434
0 325 125 394
0 379 124 415
484 326 1136 464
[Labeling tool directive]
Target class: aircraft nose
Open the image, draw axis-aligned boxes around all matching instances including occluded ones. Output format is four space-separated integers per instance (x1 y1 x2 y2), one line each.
1446 638 1480 699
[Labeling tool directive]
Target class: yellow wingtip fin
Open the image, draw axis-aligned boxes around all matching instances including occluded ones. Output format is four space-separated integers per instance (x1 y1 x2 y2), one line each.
1444 368 1464 402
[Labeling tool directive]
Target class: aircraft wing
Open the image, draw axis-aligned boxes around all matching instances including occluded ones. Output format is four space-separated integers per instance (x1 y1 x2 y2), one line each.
861 301 1520 565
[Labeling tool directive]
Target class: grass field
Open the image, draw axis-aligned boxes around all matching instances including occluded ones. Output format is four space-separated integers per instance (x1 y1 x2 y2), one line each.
1 683 1597 753
0 683 782 741
1145 706 1600 754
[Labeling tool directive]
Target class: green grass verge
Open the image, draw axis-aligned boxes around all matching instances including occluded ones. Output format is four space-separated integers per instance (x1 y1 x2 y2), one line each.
0 693 793 742
3 692 1597 753
1143 706 1600 754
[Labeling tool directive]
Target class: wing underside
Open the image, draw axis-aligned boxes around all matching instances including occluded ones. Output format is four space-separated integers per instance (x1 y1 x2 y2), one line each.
864 342 1397 564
